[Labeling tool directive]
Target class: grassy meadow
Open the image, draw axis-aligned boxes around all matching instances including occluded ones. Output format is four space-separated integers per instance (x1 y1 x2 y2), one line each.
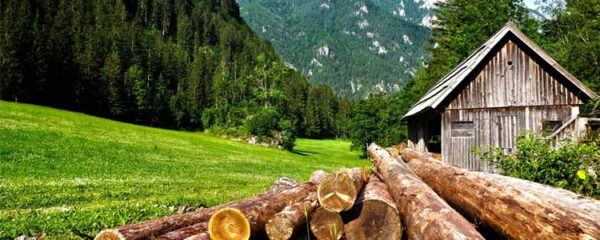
0 101 365 239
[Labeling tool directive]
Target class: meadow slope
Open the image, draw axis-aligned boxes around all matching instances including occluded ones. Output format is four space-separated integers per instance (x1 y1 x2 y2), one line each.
0 101 364 239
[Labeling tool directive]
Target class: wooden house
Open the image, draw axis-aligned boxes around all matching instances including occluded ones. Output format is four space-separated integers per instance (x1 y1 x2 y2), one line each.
402 22 598 172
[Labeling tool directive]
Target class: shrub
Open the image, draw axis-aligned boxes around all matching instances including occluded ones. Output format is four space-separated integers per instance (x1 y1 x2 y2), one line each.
474 133 599 197
247 108 280 137
245 108 297 150
279 119 296 151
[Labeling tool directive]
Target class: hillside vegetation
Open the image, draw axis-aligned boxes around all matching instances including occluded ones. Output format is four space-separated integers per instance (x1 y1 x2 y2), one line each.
0 0 350 144
0 101 364 239
239 0 432 98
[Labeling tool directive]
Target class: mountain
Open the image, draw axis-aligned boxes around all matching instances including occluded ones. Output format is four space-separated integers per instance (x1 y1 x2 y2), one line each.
238 0 435 98
0 0 350 139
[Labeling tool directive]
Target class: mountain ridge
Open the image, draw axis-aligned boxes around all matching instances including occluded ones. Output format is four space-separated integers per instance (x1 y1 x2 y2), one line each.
239 0 434 98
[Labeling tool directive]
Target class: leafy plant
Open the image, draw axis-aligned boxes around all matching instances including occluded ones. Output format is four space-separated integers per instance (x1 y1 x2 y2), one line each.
474 133 599 197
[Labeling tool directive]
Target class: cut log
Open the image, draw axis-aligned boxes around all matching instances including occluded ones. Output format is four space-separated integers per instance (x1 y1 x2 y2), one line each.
183 233 210 240
265 193 318 240
344 175 402 240
309 170 330 185
317 168 365 212
206 183 316 240
156 223 208 240
309 207 344 240
385 147 399 157
208 208 250 240
95 177 299 240
367 143 484 240
400 147 600 240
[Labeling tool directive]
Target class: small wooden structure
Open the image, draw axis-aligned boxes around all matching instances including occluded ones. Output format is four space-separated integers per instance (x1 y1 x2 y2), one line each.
402 22 598 172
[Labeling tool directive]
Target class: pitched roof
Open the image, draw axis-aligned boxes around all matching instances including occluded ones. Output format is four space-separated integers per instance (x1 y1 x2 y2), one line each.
403 22 598 119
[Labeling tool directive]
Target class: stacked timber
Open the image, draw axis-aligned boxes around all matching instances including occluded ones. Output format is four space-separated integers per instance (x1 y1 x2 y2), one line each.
368 143 484 240
95 144 600 240
344 175 402 240
399 148 600 240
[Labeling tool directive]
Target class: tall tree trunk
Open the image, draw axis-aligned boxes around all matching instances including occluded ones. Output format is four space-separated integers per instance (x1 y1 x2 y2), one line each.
317 168 365 212
344 175 402 240
368 143 484 240
400 148 600 240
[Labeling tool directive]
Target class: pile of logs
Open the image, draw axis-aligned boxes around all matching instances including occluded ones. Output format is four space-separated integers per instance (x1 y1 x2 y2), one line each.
95 143 600 240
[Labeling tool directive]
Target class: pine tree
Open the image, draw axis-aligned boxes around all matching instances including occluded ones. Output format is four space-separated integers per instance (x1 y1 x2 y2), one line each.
0 0 31 101
103 48 124 116
412 0 538 98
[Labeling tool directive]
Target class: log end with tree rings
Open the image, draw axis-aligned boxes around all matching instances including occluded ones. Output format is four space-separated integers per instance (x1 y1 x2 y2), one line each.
309 207 344 240
317 171 358 212
94 229 126 240
265 212 295 240
344 175 402 240
208 208 250 240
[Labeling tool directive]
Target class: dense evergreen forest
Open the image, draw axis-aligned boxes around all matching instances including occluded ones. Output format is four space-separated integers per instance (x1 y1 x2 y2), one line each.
1 0 598 153
348 0 600 152
238 0 432 98
0 0 350 148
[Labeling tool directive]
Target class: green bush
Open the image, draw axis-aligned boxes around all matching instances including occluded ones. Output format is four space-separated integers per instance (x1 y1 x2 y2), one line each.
247 108 280 137
246 108 297 150
474 133 599 197
279 119 296 151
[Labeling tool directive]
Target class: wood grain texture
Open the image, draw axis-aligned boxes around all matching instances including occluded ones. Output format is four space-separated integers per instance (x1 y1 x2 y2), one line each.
447 40 581 110
344 175 402 240
401 148 600 240
265 193 318 240
317 168 365 213
309 207 344 240
368 143 484 240
95 178 300 240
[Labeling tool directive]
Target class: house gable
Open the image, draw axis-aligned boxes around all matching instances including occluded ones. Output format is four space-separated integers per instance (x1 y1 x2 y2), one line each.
446 39 583 110
403 22 597 120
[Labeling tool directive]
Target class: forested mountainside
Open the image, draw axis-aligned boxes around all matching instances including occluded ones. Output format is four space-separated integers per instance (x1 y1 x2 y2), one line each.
238 0 433 98
0 0 349 141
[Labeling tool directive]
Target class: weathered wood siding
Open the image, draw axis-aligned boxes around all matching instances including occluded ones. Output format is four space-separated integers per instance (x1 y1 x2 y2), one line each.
441 40 582 172
447 40 582 110
442 107 574 171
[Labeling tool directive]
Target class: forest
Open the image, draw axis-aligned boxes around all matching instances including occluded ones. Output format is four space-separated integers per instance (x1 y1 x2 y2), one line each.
1 0 599 152
0 0 350 150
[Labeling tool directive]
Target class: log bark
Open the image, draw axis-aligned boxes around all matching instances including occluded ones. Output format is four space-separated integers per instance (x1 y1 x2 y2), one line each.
309 170 330 185
344 175 402 240
265 193 318 240
309 207 344 240
183 233 210 240
206 183 316 240
317 168 365 212
367 143 484 240
400 148 600 240
156 223 208 240
95 177 299 240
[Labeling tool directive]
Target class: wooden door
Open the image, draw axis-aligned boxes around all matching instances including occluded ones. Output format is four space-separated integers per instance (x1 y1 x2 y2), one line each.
496 113 525 154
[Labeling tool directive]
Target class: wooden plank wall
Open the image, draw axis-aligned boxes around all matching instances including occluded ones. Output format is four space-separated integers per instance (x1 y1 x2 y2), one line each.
447 40 582 110
442 107 573 172
440 40 582 172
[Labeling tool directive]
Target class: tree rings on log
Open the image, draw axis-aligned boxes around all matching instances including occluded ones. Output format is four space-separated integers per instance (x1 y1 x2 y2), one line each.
309 207 344 240
208 208 250 240
317 169 364 212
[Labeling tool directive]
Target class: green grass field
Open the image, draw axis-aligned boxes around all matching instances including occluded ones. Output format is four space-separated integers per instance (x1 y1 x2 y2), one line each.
0 101 365 239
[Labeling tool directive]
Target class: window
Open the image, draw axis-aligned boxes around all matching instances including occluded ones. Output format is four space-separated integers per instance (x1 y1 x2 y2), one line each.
542 121 563 133
451 121 474 137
